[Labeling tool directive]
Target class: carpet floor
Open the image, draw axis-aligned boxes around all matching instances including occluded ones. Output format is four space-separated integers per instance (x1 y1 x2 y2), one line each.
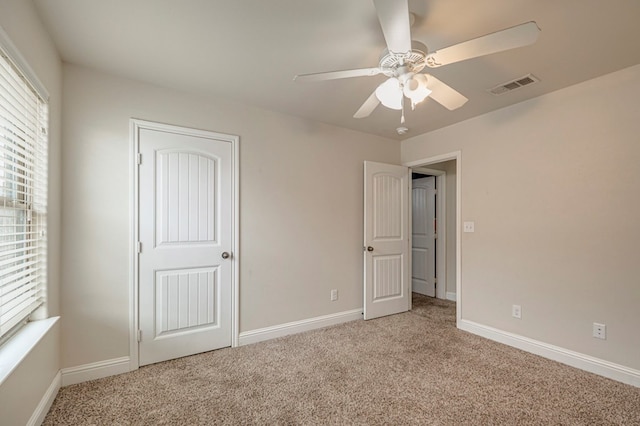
44 295 640 425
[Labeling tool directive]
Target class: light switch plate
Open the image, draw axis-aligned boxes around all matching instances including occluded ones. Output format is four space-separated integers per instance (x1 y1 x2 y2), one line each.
463 221 475 233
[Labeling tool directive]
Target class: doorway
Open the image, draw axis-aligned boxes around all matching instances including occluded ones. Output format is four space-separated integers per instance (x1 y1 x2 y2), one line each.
408 157 458 318
362 154 460 324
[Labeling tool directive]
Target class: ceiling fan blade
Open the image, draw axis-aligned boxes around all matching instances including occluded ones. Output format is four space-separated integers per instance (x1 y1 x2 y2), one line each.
425 21 541 68
424 74 468 110
294 68 381 82
373 0 412 55
353 90 380 118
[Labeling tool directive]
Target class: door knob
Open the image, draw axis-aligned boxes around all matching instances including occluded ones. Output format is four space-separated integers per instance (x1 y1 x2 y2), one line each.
221 252 230 259
367 246 374 252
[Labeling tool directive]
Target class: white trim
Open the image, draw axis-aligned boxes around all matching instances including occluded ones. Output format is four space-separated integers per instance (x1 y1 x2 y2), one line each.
404 152 461 169
232 130 240 348
129 120 140 372
0 317 59 386
459 319 640 388
27 371 60 426
436 174 446 300
238 309 362 346
455 154 461 328
446 292 456 302
0 24 49 100
61 357 131 386
129 119 240 368
412 167 445 176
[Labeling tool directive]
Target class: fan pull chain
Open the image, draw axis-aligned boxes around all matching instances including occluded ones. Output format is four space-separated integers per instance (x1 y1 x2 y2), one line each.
400 92 406 124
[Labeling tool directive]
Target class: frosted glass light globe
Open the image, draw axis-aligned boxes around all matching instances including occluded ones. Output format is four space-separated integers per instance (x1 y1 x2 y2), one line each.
403 74 432 105
375 78 402 110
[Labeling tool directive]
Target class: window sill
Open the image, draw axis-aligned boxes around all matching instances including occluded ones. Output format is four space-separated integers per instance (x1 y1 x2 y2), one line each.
0 316 59 387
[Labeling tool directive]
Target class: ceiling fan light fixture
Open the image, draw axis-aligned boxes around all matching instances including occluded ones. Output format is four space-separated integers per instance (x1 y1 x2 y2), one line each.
403 74 432 106
375 77 403 110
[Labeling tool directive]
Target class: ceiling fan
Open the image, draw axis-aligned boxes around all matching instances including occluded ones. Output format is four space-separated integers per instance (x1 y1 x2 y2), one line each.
294 0 540 124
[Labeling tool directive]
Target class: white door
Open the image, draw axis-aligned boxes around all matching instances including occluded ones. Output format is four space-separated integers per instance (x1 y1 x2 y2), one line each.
138 124 234 366
363 161 410 320
411 176 436 297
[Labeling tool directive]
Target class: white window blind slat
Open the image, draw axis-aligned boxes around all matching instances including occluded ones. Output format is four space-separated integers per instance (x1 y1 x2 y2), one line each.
0 273 36 296
0 138 37 162
0 266 42 289
0 130 37 161
0 259 38 281
0 251 39 269
0 39 47 340
0 279 42 303
0 299 42 336
0 237 40 249
0 245 39 259
0 99 39 145
1 285 38 313
0 89 38 129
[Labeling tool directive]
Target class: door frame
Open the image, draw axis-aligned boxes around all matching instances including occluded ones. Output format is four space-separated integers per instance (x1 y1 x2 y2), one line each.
404 151 461 326
410 169 446 300
128 119 240 371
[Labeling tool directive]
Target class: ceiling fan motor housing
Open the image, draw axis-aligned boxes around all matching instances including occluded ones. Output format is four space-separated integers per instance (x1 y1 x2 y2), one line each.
378 40 428 77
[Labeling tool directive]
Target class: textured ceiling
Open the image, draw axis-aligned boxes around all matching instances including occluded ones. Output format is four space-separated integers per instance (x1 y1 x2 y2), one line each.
33 0 640 140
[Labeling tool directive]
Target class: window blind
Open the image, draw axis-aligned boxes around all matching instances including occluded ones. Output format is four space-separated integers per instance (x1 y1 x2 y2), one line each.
0 45 48 339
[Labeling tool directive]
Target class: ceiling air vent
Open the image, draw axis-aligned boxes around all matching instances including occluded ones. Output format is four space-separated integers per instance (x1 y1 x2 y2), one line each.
488 74 539 95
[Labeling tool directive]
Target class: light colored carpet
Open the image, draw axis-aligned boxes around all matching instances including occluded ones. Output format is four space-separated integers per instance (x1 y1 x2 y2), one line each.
44 295 640 425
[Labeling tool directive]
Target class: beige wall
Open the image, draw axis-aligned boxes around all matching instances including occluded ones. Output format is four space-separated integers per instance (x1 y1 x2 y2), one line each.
61 63 398 368
402 65 640 370
0 0 62 424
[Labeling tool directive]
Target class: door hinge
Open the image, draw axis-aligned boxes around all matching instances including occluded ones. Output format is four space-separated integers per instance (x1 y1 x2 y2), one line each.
137 241 142 254
137 330 142 342
136 152 142 165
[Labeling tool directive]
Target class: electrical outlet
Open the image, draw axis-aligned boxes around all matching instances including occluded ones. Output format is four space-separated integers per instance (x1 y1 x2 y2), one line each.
463 221 475 233
330 289 338 301
512 304 522 319
593 323 606 339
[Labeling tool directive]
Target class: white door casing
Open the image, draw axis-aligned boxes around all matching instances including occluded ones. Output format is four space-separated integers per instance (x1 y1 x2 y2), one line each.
411 176 436 297
363 161 410 320
135 121 236 366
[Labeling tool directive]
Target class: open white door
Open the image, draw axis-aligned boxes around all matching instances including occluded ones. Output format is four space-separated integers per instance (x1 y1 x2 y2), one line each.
363 161 410 320
411 176 436 297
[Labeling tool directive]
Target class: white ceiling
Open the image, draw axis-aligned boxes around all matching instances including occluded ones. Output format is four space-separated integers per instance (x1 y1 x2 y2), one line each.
33 0 640 140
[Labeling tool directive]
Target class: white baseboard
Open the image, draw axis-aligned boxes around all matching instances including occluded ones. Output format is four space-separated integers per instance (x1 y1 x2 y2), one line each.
446 292 456 301
239 309 362 346
27 370 61 426
459 319 640 388
61 356 131 386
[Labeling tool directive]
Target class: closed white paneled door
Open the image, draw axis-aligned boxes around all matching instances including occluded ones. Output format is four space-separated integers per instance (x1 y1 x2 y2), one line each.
363 161 410 320
137 125 234 366
411 176 436 297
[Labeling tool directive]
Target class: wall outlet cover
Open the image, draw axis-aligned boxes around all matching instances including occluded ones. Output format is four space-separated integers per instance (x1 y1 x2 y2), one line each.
330 289 338 301
593 323 606 339
512 304 522 319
